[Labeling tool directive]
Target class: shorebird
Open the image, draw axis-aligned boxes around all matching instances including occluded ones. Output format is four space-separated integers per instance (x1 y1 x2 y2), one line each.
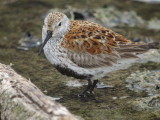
39 12 158 97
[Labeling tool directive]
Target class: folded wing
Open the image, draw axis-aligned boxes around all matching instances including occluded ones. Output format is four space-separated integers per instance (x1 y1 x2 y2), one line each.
61 20 150 68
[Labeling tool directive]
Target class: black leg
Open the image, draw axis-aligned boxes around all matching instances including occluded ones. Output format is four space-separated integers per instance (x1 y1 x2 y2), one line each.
78 79 92 97
89 80 98 94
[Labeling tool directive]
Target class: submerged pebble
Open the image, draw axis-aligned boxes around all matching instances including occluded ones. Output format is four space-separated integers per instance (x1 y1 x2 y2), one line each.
131 95 160 110
126 70 160 96
65 80 113 89
2 0 18 4
42 7 160 30
112 97 117 100
127 70 160 110
112 96 129 100
148 18 160 30
133 0 160 4
93 6 145 28
96 82 114 89
47 96 63 101
119 96 129 99
17 32 41 51
66 80 85 87
131 37 154 43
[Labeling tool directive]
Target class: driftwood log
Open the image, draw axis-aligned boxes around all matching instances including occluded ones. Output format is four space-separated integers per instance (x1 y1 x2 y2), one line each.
0 63 80 120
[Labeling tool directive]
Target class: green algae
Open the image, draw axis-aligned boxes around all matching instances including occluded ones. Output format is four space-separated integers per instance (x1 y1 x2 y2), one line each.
0 0 160 120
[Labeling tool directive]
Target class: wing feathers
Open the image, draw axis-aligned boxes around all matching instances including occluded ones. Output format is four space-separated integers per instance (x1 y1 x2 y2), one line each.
61 20 152 68
120 53 139 59
116 48 148 53
67 50 120 68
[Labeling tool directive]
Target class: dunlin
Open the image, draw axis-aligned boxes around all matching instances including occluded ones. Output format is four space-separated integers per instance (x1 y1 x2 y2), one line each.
39 12 157 97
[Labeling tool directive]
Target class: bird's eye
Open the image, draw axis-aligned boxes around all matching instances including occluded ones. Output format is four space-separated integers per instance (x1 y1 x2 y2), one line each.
58 22 61 26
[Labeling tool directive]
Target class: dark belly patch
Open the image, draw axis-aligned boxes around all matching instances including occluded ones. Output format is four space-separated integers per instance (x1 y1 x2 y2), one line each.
55 65 92 80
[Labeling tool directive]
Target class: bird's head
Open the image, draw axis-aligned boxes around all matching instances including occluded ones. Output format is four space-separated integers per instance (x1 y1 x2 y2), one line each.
39 12 70 55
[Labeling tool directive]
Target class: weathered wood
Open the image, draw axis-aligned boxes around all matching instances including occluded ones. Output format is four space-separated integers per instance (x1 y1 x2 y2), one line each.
0 63 80 120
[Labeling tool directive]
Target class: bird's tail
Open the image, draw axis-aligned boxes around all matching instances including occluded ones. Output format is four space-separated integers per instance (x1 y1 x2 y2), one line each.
140 42 160 49
115 42 159 59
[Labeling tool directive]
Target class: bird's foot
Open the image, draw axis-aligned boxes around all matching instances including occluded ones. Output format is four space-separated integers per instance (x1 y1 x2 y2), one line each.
78 90 94 98
78 90 91 97
78 93 86 98
78 80 98 98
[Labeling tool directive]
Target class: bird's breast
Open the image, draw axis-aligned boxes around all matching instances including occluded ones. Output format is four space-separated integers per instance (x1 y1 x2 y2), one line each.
43 38 66 65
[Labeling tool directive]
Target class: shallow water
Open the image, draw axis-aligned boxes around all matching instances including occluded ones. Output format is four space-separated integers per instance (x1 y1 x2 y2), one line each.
0 0 160 120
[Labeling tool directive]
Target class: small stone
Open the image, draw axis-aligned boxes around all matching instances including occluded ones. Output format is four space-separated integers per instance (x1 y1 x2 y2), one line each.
119 96 129 99
66 80 84 87
112 97 117 100
96 82 114 89
126 70 160 96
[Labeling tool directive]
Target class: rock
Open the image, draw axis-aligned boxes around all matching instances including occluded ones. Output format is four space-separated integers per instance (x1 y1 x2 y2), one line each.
0 63 80 120
131 95 160 110
133 0 160 4
2 0 18 5
96 82 114 89
93 6 145 28
126 70 160 96
148 18 160 30
66 80 85 87
17 32 41 51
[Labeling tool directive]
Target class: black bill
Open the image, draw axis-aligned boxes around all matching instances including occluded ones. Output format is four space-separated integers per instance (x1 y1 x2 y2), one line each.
38 30 52 55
